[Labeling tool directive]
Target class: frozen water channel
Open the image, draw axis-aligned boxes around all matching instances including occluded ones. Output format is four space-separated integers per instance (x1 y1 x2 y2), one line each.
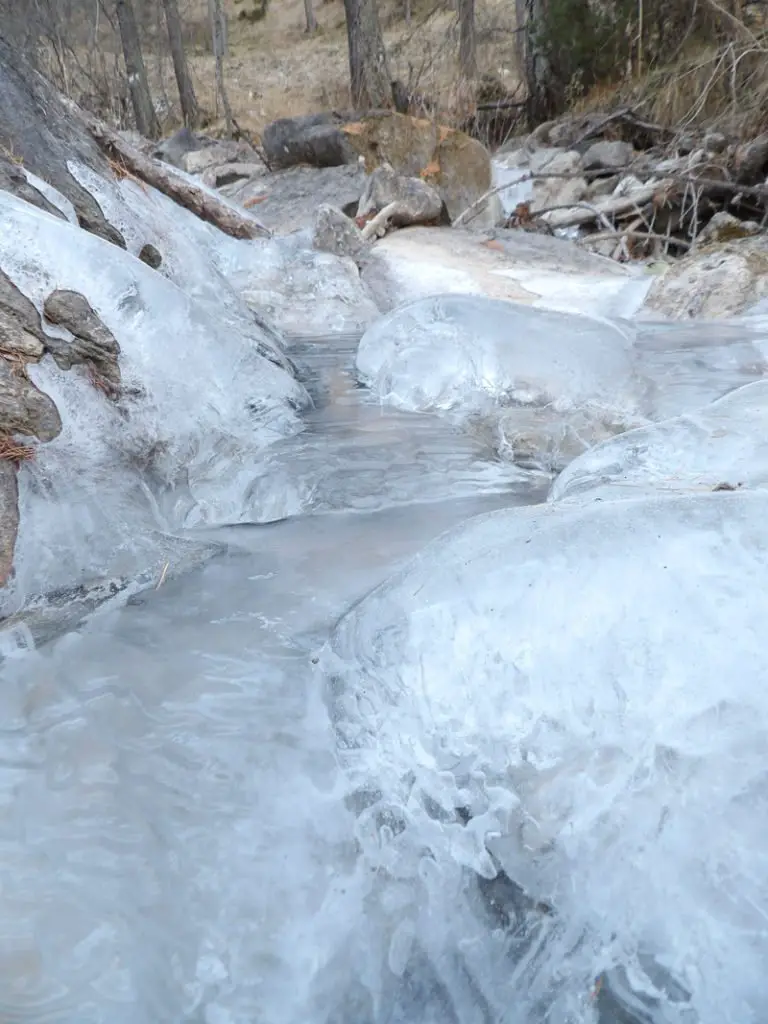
4 180 768 1023
0 330 547 1024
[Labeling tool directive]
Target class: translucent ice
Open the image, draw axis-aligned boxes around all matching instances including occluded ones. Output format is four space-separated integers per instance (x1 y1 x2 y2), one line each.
355 293 649 468
356 293 642 414
0 189 308 611
551 379 768 503
323 491 768 1023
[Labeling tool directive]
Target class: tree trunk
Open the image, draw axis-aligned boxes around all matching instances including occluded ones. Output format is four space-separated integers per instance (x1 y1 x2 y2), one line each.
518 0 557 123
115 0 159 138
160 0 199 127
342 0 392 109
458 0 477 77
304 0 318 32
208 0 234 136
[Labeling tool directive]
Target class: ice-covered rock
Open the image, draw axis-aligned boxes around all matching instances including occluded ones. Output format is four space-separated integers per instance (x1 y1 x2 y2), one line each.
362 225 652 319
551 378 768 502
356 292 645 420
322 491 768 1022
0 190 309 612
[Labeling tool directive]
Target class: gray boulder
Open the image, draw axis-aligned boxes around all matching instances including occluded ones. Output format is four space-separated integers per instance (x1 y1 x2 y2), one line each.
582 140 634 172
262 113 357 170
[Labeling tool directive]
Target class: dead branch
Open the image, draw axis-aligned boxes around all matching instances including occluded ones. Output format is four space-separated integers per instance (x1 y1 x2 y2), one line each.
68 101 271 240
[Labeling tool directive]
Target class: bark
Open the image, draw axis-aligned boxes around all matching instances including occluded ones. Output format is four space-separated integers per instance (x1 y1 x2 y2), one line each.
342 0 392 108
519 0 558 123
209 0 234 136
160 0 200 128
115 0 159 139
79 108 271 239
304 0 318 31
458 0 477 78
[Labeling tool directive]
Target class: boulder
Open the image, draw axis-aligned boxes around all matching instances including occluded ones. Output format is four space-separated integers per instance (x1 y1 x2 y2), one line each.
341 112 497 226
183 140 263 176
582 140 634 172
644 236 768 319
221 164 365 235
0 36 124 248
201 162 265 189
0 269 47 360
262 113 356 170
153 127 203 170
0 156 67 222
360 225 647 318
697 211 760 245
312 204 367 262
0 355 61 442
43 289 121 387
734 134 768 184
357 164 443 237
0 462 18 587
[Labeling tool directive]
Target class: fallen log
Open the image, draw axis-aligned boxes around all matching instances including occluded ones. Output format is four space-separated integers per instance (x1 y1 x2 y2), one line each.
536 185 661 229
68 103 271 241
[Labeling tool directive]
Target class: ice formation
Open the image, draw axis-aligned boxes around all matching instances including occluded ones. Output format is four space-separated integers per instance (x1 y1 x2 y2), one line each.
552 378 768 502
323 491 768 1023
0 187 309 612
355 293 650 468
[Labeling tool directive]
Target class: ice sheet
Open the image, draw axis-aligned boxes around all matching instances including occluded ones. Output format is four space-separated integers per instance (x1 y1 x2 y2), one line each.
323 491 768 1022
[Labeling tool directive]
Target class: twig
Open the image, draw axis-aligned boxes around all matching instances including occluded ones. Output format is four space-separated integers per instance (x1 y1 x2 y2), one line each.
579 229 690 251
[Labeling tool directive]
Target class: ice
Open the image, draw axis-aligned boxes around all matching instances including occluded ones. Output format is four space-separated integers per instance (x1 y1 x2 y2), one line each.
356 293 649 468
0 189 308 611
551 379 768 502
323 490 768 1022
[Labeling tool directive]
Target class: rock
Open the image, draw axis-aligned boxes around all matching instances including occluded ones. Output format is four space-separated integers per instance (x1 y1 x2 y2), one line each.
361 226 648 318
201 162 265 189
528 148 586 211
153 127 203 170
697 211 761 245
584 174 618 199
644 236 768 318
582 140 634 172
182 140 263 176
221 164 365 235
43 289 121 387
356 164 443 237
491 147 586 217
734 134 768 184
262 113 356 171
704 131 728 155
341 112 497 226
0 461 18 587
0 355 61 442
138 243 162 269
0 156 67 221
0 37 125 248
0 269 46 360
312 204 367 262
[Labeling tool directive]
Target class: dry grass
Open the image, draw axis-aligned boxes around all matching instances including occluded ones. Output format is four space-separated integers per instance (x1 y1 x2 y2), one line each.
572 32 768 140
147 0 521 136
0 436 35 464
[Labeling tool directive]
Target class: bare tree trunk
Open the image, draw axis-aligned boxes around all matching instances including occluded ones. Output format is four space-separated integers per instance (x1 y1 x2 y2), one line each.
458 0 477 77
304 0 318 31
208 0 234 136
115 0 159 138
403 0 411 23
518 0 557 123
342 0 392 108
160 0 200 127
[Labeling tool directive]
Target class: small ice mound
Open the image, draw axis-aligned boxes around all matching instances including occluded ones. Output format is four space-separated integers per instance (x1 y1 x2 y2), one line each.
493 404 633 472
0 190 309 609
356 293 647 427
551 379 768 503
322 492 768 1022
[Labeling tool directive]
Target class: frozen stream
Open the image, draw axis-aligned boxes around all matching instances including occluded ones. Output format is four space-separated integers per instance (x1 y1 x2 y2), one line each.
4 185 768 1023
0 331 548 1024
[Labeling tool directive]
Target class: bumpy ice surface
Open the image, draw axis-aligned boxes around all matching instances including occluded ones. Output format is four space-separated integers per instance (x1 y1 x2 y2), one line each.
551 378 768 502
356 294 642 414
0 188 308 611
323 491 768 1023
